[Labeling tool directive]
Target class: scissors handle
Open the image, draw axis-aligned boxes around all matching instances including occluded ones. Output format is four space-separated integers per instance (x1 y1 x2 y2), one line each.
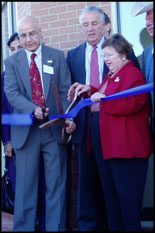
62 127 72 144
61 94 80 144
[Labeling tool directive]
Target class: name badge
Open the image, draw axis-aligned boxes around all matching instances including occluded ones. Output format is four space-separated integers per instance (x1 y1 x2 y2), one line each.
43 65 54 74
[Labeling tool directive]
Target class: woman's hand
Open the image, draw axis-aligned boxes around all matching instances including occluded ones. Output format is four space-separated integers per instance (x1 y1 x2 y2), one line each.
91 92 106 102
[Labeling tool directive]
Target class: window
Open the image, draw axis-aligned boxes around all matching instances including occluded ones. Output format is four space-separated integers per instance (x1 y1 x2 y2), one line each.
1 2 17 71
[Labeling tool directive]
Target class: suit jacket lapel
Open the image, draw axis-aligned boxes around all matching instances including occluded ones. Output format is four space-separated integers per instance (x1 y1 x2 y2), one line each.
77 43 86 84
146 44 153 82
16 49 32 99
42 45 53 101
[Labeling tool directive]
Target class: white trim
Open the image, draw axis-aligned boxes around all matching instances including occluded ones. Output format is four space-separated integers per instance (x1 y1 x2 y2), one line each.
110 2 118 34
7 2 13 37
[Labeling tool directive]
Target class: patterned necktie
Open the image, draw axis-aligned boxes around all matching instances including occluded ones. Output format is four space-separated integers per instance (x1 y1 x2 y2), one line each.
30 53 45 109
90 46 100 88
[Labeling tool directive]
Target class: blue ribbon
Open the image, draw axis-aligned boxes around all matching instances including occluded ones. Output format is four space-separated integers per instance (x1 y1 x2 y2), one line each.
2 83 154 125
50 82 154 120
2 113 34 125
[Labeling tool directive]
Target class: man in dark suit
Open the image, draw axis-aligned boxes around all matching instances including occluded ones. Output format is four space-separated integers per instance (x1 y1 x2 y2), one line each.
132 2 154 131
66 6 141 232
4 16 76 231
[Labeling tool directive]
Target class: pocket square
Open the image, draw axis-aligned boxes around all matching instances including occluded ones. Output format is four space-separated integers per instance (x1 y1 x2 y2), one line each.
47 60 53 63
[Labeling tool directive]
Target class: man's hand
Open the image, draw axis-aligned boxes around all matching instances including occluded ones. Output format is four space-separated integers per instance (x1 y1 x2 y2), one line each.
67 82 80 102
65 119 76 134
67 82 91 101
33 107 49 120
4 142 13 157
74 84 91 97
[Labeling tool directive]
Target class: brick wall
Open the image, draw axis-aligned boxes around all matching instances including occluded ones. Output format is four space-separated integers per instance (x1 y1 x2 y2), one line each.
16 2 111 55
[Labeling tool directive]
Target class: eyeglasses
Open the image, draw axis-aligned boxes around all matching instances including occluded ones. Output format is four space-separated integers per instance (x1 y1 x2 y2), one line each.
19 30 39 40
104 53 118 58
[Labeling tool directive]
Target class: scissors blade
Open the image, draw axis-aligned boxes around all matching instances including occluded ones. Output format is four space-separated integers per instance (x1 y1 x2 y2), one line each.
52 81 64 115
39 118 68 129
39 84 80 130
65 94 80 113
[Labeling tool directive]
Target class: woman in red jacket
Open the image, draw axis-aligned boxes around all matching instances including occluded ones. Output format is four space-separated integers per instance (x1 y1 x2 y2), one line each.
71 34 153 232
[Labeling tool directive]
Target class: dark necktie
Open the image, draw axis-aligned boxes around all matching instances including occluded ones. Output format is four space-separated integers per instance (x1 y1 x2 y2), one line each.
30 53 45 109
90 46 100 88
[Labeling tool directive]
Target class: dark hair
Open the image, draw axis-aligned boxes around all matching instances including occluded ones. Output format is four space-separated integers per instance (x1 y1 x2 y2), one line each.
104 12 111 25
79 6 105 25
7 32 19 48
102 33 133 59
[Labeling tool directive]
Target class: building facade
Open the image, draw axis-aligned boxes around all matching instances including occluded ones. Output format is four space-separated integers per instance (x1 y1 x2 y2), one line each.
1 1 153 229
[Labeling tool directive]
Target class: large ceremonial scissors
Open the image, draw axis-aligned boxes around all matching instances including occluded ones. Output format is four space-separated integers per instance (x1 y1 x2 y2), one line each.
39 82 79 144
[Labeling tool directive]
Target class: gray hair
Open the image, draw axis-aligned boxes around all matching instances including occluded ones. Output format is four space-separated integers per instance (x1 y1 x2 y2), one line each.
79 6 105 25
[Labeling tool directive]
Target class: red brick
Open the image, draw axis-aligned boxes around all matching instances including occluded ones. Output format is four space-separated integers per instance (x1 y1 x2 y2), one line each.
67 2 86 11
49 5 67 14
58 11 76 20
50 20 67 28
39 2 56 9
42 28 58 37
60 40 78 49
31 2 39 10
50 34 68 43
42 37 50 45
59 26 77 34
31 9 48 17
39 15 58 23
40 23 49 30
68 18 79 26
69 32 84 40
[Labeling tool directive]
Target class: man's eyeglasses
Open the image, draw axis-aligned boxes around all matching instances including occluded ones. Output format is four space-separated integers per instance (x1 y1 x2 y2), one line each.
19 30 39 40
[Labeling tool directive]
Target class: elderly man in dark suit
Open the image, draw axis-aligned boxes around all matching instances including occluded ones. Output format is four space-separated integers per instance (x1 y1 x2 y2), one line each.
132 2 154 131
66 5 141 232
2 32 46 231
4 16 76 232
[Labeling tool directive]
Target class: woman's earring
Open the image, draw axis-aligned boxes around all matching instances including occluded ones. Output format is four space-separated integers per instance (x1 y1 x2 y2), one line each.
123 57 126 61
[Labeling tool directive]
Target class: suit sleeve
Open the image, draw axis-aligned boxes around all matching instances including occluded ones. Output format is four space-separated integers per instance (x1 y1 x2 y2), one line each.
130 49 141 71
58 51 71 112
142 50 146 77
66 51 75 85
4 57 36 114
1 72 13 144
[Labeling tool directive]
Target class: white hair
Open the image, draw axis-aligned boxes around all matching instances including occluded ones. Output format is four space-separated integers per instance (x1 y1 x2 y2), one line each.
79 6 105 25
